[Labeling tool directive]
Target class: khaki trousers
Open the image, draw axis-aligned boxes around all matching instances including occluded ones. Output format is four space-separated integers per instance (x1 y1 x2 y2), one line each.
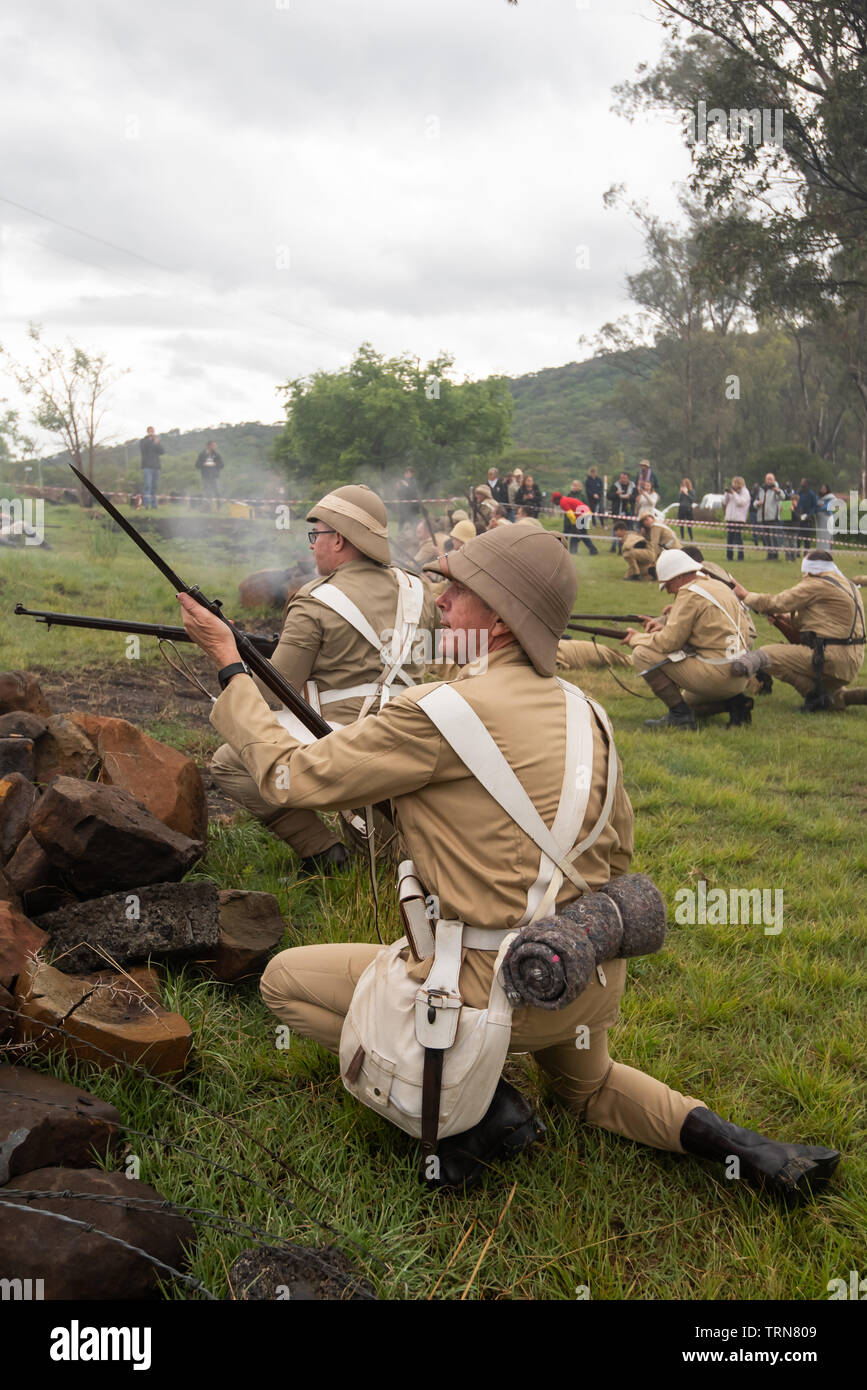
632 643 747 704
623 547 654 579
211 742 339 858
762 642 862 697
260 944 703 1153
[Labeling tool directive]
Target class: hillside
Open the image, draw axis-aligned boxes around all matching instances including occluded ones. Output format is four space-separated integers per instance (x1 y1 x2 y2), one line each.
5 349 653 500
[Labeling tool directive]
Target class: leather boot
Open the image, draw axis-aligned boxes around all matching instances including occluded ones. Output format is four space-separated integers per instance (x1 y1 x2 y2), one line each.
425 1080 545 1191
725 693 754 726
755 669 774 695
680 1107 840 1197
299 842 353 875
644 700 697 730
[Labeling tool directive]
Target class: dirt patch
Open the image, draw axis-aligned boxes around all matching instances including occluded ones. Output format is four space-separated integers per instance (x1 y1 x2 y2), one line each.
31 662 239 823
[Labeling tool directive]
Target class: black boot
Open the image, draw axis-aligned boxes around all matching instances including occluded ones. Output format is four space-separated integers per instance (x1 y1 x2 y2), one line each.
725 693 754 727
644 700 697 730
680 1107 840 1197
299 842 352 875
425 1080 545 1191
756 669 773 696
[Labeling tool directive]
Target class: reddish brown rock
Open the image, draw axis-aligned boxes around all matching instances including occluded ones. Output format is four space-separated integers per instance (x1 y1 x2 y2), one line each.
0 868 20 906
0 1166 195 1299
0 735 35 780
0 901 48 989
29 776 203 896
0 1065 122 1180
13 960 192 1076
88 716 206 840
33 715 99 785
4 833 72 916
238 567 295 609
0 671 52 718
0 772 39 864
202 889 286 982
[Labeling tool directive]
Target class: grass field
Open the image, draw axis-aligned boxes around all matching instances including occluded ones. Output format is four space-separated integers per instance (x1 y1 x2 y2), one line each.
2 503 866 1301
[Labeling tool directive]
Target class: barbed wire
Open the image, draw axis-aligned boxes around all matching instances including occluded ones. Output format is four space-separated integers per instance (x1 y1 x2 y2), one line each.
1 1007 409 1294
1 1188 376 1300
0 1082 386 1296
0 1196 217 1299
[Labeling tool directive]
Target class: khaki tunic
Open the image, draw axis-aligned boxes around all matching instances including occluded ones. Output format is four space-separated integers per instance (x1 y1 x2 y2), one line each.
744 575 866 694
628 575 749 702
413 534 449 567
622 524 678 578
213 643 702 1150
211 558 438 856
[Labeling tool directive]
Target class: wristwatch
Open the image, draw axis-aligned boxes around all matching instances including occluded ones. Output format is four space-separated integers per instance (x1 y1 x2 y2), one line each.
217 661 252 691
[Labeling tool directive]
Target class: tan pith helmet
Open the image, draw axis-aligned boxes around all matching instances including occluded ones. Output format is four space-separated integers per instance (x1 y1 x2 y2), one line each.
449 519 477 545
655 549 702 589
306 484 390 565
423 524 576 676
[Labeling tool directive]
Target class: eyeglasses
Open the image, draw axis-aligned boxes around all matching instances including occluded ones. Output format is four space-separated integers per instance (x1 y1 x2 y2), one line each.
307 529 336 544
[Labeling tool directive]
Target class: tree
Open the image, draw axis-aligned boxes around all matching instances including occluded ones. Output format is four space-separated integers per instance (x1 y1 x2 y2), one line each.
613 2 867 317
0 325 125 504
0 400 35 474
274 343 512 496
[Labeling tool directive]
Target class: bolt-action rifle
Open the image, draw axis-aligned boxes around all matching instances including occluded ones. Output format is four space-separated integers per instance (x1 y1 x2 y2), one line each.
14 605 279 656
65 463 333 739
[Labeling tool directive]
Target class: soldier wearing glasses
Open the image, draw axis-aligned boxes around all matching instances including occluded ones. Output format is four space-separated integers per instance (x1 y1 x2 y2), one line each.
209 484 437 872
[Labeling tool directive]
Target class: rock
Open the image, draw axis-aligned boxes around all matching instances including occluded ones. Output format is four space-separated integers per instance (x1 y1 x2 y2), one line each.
238 567 294 610
0 868 21 906
4 833 72 916
0 735 35 780
0 711 49 740
29 776 203 897
0 983 13 1039
0 1167 195 1299
0 773 39 865
36 882 221 974
0 1065 122 1181
0 671 52 718
13 960 192 1076
202 889 286 982
87 715 206 840
33 716 99 785
227 1246 376 1301
0 901 49 989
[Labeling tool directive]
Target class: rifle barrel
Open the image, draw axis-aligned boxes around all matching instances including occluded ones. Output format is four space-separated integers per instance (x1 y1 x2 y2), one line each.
570 612 651 623
563 622 630 640
67 464 333 739
14 605 278 656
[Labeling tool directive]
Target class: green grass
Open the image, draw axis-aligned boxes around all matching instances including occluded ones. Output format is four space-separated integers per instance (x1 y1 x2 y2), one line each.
3 509 867 1300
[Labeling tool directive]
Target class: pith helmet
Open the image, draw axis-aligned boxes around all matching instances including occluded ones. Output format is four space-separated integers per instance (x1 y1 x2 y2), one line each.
306 484 390 565
423 525 576 676
449 519 477 544
655 549 702 589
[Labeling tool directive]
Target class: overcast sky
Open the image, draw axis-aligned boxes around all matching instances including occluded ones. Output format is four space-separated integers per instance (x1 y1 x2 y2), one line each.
0 0 690 446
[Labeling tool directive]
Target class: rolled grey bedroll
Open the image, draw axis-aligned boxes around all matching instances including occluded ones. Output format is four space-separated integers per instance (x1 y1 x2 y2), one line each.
500 874 667 1009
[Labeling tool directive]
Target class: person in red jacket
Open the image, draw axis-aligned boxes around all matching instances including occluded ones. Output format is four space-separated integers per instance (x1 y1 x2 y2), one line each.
552 486 598 556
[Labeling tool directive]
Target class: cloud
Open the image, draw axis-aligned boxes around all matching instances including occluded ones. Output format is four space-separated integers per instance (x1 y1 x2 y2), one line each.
0 0 690 440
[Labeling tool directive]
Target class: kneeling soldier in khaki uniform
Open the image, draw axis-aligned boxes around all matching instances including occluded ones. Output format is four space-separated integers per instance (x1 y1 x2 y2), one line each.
210 484 437 871
616 515 679 582
179 526 839 1196
624 550 753 729
730 551 866 711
